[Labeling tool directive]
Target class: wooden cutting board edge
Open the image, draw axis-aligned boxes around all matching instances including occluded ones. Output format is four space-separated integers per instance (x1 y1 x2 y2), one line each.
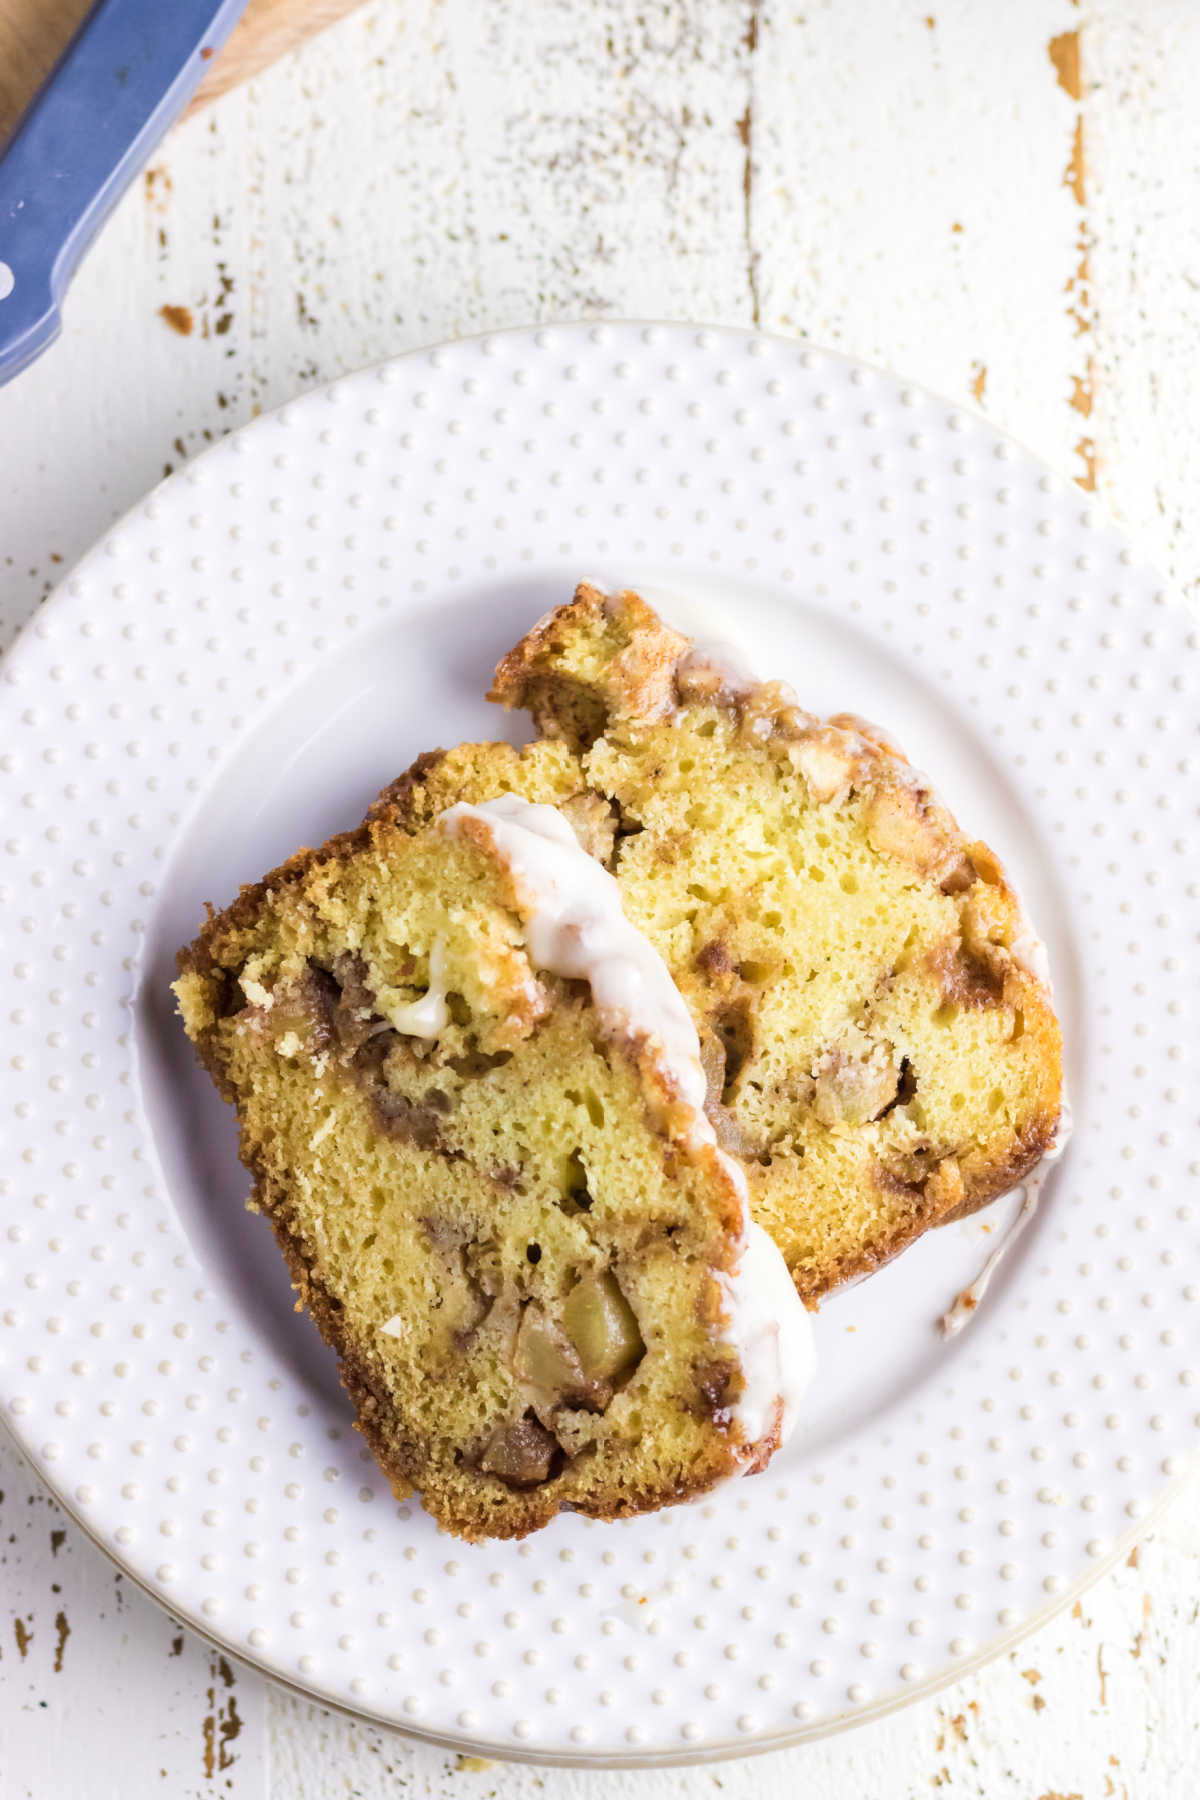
187 0 369 116
0 0 369 149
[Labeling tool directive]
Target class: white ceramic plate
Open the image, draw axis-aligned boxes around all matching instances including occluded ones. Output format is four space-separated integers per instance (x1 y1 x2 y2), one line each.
1 324 1197 1766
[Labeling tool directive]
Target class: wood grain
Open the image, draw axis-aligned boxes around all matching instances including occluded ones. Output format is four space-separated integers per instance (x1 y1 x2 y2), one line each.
0 0 366 146
0 0 92 144
188 0 367 114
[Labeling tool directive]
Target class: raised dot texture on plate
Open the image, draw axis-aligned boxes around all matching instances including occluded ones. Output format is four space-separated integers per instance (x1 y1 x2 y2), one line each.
0 324 1195 1766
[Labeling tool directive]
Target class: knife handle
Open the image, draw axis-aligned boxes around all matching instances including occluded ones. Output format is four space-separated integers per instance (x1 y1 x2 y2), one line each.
0 0 248 386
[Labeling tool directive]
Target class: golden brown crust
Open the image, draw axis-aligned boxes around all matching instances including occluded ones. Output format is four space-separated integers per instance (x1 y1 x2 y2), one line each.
490 583 690 746
175 810 378 990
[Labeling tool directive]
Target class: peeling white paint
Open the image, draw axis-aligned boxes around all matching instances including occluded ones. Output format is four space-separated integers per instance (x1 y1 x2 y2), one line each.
0 1429 265 1799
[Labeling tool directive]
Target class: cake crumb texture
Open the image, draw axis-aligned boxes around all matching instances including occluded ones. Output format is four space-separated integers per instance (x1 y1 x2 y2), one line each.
381 583 1064 1304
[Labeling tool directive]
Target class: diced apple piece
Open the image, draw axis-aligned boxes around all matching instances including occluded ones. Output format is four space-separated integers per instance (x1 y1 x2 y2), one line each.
478 1414 558 1488
563 1273 644 1381
515 1306 587 1393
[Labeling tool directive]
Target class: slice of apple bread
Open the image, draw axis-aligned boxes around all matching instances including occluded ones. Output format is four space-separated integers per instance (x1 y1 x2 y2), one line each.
375 584 1064 1305
175 794 813 1540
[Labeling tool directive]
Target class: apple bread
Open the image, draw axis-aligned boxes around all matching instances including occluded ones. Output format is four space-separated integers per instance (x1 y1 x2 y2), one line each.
175 793 813 1540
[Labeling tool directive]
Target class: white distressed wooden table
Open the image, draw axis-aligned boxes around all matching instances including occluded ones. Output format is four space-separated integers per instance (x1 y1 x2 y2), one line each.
2 2 1199 1793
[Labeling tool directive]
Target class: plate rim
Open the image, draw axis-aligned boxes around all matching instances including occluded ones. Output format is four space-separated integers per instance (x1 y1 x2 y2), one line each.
3 1402 1187 1769
1 316 1194 1764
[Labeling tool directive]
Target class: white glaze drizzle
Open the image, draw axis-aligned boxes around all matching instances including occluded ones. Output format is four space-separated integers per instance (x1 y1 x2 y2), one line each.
1008 919 1054 987
438 793 814 1454
717 1219 817 1446
444 796 706 1111
383 940 450 1038
676 641 763 700
937 1095 1074 1339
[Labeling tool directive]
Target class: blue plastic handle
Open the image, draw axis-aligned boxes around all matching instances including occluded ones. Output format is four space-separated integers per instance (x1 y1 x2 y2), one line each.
0 0 249 386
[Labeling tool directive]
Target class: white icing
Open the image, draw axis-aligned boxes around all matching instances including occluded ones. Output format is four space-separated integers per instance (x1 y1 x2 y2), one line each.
383 941 450 1038
831 712 906 758
677 642 802 714
440 796 707 1116
677 641 760 698
717 1219 817 1446
937 1094 1074 1338
438 794 815 1458
1009 919 1054 988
